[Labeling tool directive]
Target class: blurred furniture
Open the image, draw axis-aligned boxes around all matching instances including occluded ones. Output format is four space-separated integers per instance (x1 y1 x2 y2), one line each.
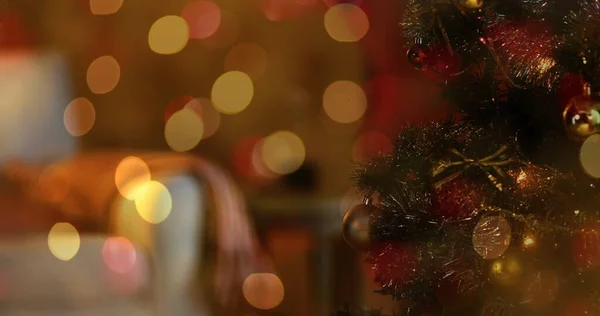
0 52 261 315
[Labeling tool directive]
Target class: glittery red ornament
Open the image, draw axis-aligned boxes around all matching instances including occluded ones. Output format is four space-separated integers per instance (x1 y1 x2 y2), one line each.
422 44 463 83
368 241 417 289
572 224 600 269
407 44 432 70
433 178 482 221
435 259 479 308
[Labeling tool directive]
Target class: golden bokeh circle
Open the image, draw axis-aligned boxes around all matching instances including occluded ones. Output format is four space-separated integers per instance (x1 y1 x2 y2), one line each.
324 4 370 42
580 134 600 178
48 222 80 261
87 55 121 94
90 0 123 15
243 273 285 310
148 15 190 55
261 131 306 175
211 71 254 114
64 97 96 137
134 180 173 224
323 80 367 124
165 108 204 152
114 156 152 201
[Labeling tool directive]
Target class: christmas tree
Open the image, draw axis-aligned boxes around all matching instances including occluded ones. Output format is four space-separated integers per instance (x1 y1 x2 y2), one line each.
341 0 600 315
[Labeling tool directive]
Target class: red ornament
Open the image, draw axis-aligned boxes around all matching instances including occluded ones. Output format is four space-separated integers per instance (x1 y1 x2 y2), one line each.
368 241 417 289
422 44 463 83
572 224 600 269
433 178 482 221
435 259 478 308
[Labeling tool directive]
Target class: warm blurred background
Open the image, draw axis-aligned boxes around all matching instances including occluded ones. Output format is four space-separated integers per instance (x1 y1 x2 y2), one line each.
0 0 442 315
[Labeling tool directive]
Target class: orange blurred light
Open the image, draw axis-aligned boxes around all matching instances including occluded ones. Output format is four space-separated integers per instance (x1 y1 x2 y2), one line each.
48 223 80 261
87 55 120 94
323 80 367 124
243 273 285 310
261 131 306 175
64 97 95 137
148 15 189 55
181 1 222 39
114 156 151 200
324 4 369 42
211 71 254 114
90 0 123 15
164 108 204 152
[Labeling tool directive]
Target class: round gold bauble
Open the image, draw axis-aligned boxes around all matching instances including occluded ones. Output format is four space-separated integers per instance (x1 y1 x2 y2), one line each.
563 86 600 140
472 215 512 259
342 203 373 250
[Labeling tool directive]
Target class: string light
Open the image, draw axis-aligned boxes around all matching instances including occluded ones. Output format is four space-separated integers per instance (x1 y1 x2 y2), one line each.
148 15 190 55
48 223 80 261
181 1 222 39
90 0 123 15
261 131 306 175
324 4 369 42
164 108 204 152
323 80 367 124
243 273 285 310
64 97 95 137
211 71 254 114
114 156 151 200
87 55 120 94
134 180 173 224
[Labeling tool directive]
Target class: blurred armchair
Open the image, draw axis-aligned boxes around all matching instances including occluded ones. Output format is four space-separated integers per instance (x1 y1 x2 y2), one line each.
0 52 263 315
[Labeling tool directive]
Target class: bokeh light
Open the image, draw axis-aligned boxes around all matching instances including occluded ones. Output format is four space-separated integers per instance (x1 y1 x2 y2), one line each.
87 55 121 94
323 0 363 7
148 15 190 55
201 10 239 48
252 138 279 178
103 237 137 274
324 4 369 42
225 43 268 80
181 1 221 39
212 71 254 114
243 273 285 310
352 131 392 161
114 156 151 200
261 131 306 175
134 180 173 224
164 96 195 123
323 80 367 123
90 0 123 15
165 108 204 152
580 134 600 178
184 98 221 139
64 97 95 137
47 223 80 261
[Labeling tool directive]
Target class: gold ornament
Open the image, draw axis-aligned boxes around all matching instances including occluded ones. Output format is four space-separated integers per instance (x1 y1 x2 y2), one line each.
472 215 512 259
563 83 600 141
454 0 483 10
342 199 374 251
490 255 522 286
